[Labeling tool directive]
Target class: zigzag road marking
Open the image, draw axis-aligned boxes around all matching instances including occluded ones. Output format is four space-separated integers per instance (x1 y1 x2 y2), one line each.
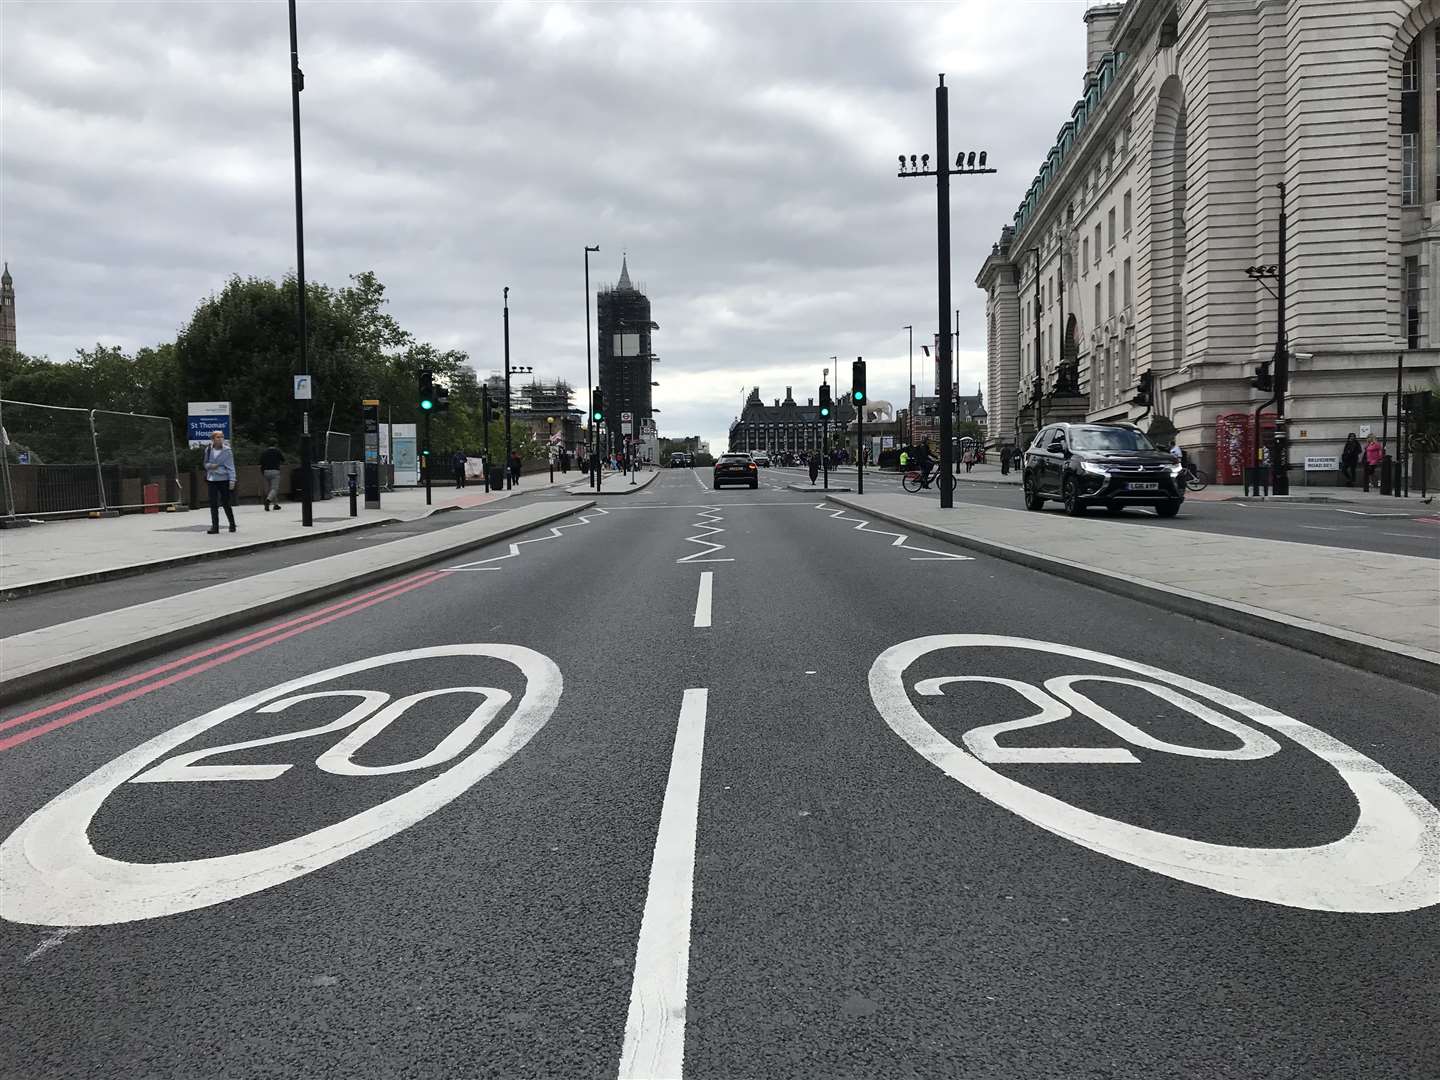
815 503 972 562
677 506 734 564
440 507 611 571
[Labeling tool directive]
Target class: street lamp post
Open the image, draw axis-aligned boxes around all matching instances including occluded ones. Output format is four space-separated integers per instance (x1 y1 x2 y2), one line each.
903 325 914 449
503 287 512 489
584 244 599 490
898 75 997 509
547 416 555 483
287 0 312 527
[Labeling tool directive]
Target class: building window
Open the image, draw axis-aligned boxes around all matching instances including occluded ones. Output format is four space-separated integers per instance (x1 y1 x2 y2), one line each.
1123 258 1132 307
1404 41 1420 92
1093 224 1102 261
1123 190 1132 234
1107 271 1116 318
1107 208 1116 247
1094 283 1102 327
1404 133 1420 206
1082 237 1090 271
1405 255 1421 349
1049 324 1056 363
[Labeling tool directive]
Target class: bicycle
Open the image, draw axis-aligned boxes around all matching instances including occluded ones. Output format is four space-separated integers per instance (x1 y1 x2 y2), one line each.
901 467 934 493
1180 464 1208 492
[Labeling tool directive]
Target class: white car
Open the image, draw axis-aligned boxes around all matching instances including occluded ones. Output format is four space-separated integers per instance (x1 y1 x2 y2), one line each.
750 453 771 467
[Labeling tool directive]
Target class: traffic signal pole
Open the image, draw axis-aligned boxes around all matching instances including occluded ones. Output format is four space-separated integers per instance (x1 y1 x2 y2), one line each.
934 78 955 509
424 409 432 505
503 286 513 491
1272 181 1290 496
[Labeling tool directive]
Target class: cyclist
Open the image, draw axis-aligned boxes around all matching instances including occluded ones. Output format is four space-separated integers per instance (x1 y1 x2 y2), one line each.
913 440 935 488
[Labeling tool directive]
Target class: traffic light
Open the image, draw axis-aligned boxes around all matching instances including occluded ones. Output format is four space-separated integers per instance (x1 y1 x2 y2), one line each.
1249 361 1274 394
591 388 604 423
852 358 866 404
1130 369 1154 408
435 381 450 413
419 370 435 411
819 382 831 419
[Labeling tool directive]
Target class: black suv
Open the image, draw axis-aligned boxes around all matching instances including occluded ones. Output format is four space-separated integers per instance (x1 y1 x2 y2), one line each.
1022 423 1184 517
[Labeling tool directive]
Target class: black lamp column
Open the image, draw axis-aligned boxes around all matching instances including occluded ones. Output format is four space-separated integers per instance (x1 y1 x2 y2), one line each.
898 75 996 509
585 244 599 490
503 286 512 490
288 0 312 527
1272 181 1289 495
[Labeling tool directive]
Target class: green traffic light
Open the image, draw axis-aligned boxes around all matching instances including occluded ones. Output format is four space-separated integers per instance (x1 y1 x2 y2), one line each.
593 411 603 421
820 407 830 417
420 400 434 411
853 391 864 402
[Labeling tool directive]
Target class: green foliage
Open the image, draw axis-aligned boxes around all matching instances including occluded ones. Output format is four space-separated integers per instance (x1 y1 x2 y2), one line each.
955 420 985 442
1 270 491 463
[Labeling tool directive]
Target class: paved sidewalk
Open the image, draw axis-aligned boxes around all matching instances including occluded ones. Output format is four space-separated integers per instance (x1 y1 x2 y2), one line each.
0 499 593 705
828 491 1440 689
0 475 570 595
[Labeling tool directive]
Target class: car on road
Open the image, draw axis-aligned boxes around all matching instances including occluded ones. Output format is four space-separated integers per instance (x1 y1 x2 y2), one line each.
669 453 691 468
1022 422 1185 517
713 452 759 489
750 452 772 467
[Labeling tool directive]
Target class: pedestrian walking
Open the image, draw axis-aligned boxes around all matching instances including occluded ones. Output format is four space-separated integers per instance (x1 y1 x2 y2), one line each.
259 443 284 510
1341 433 1361 486
808 454 820 485
1363 435 1384 486
999 444 1012 475
509 451 523 486
962 445 976 473
203 430 237 534
452 449 467 489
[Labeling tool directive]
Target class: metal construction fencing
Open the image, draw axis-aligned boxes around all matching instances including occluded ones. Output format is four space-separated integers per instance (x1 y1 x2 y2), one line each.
0 398 181 520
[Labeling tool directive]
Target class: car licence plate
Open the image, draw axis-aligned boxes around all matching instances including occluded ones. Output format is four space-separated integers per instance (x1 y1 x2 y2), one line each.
1127 482 1159 491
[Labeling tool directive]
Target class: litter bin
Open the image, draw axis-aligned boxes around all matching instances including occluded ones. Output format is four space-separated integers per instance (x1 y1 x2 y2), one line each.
487 464 507 490
314 464 333 500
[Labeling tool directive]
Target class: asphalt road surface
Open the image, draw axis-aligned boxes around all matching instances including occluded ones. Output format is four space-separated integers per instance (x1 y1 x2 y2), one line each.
3 469 1436 1079
774 465 1440 559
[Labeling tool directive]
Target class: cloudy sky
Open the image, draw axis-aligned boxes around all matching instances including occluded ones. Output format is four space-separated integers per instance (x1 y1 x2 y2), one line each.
3 0 1099 452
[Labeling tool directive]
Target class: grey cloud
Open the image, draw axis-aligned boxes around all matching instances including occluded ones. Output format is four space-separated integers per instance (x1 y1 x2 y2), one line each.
2 0 1094 450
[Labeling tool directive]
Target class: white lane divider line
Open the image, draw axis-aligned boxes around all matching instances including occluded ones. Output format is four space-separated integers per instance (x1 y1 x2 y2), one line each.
25 927 82 963
689 467 707 492
693 572 713 628
440 507 610 571
619 688 708 1080
815 504 973 562
676 506 734 563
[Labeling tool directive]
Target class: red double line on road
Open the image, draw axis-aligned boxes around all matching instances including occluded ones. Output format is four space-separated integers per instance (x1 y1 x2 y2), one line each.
0 572 442 753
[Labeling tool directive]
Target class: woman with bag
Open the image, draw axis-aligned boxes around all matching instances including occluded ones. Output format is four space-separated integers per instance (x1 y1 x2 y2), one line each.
203 430 237 535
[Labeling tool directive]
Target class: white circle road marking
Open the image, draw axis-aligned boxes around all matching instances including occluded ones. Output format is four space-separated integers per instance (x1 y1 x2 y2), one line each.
870 634 1440 913
0 644 562 927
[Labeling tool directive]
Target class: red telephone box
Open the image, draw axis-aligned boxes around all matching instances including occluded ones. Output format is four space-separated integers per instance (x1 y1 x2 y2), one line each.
1215 412 1275 485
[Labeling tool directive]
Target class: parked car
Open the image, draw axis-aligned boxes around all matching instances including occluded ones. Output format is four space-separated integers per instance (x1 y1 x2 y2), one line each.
713 453 759 489
1022 422 1184 516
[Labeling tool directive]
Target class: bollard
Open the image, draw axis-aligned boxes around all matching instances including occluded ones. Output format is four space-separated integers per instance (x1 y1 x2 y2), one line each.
348 473 358 517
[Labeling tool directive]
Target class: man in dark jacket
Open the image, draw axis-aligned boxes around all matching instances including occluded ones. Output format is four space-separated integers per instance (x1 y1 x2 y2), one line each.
259 445 284 511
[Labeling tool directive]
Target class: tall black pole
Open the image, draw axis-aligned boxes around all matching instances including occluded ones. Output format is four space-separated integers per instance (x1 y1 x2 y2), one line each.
856 358 865 496
585 245 599 490
288 0 312 526
905 324 914 448
935 75 954 509
503 286 512 490
1272 181 1290 495
481 387 491 492
423 409 432 505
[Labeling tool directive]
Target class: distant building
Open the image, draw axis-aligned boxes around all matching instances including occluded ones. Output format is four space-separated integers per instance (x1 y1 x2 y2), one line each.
0 264 14 353
597 257 658 452
907 385 987 448
728 386 855 454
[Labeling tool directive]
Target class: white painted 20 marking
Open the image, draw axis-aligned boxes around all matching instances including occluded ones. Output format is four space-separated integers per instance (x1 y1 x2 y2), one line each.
872 635 1440 913
0 645 561 927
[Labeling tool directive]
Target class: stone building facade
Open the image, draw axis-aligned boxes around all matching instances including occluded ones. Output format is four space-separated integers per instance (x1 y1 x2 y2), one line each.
596 257 657 452
976 0 1440 478
728 386 856 454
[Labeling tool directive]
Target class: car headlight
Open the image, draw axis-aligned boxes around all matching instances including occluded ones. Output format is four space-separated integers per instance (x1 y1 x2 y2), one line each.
1080 461 1111 477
